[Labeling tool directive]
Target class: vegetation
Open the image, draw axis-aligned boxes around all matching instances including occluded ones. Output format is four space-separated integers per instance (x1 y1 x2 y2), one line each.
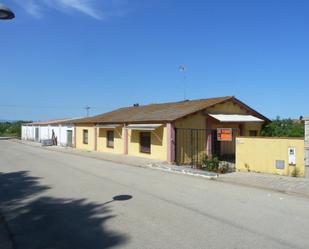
260 117 304 137
201 154 219 172
0 121 30 138
291 167 300 177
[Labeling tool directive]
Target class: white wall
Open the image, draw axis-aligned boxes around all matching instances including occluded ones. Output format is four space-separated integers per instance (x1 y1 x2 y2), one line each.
21 125 35 141
59 125 74 147
22 124 74 147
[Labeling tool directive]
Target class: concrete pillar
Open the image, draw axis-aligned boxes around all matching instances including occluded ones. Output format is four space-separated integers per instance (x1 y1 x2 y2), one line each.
167 123 175 164
73 126 77 148
94 126 97 151
123 126 128 154
206 117 213 158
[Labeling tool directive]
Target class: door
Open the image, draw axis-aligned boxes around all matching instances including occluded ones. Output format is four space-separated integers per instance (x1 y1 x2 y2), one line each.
35 128 39 142
67 130 73 147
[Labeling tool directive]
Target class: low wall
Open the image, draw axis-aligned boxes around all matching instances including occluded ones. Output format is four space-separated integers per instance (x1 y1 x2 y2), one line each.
236 137 305 177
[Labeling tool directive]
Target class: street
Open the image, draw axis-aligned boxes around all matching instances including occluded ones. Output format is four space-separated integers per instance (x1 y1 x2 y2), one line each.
0 140 309 249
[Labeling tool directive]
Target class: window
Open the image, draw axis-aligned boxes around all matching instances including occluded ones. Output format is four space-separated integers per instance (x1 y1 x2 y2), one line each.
83 129 88 144
140 132 151 154
107 130 114 148
249 130 258 136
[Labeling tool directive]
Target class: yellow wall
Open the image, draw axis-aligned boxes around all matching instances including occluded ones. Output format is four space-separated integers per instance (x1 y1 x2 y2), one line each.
97 126 124 154
175 112 206 129
207 101 248 115
236 137 305 177
127 125 167 161
76 124 95 151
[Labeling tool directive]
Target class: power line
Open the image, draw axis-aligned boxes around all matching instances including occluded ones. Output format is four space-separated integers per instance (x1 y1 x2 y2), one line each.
0 105 102 110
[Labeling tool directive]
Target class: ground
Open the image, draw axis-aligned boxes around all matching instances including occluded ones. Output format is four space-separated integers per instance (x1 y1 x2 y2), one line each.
0 140 309 249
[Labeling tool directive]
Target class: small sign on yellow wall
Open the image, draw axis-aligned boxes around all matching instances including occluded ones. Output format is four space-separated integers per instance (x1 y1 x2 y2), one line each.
217 128 233 142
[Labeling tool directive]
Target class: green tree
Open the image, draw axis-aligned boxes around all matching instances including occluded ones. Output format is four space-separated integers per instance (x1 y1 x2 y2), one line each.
0 121 30 138
260 117 304 137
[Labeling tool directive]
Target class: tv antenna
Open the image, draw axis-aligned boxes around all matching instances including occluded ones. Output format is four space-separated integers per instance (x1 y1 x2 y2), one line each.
179 65 187 100
84 106 91 117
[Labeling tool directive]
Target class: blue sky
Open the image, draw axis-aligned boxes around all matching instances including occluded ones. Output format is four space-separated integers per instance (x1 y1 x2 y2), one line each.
0 0 308 121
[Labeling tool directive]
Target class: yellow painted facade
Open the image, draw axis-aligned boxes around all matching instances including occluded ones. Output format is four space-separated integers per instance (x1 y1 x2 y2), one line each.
127 125 167 161
236 137 305 177
175 112 206 129
75 124 95 151
97 126 124 154
74 100 267 163
207 101 248 115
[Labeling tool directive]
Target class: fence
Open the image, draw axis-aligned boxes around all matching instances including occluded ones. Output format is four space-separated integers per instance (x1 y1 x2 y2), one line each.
175 128 240 166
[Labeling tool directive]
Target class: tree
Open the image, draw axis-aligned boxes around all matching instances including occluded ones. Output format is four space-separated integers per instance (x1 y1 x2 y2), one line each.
0 121 30 138
260 117 304 137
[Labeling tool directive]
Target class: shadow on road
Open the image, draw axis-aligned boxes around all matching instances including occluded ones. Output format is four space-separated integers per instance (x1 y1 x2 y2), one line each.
0 171 129 249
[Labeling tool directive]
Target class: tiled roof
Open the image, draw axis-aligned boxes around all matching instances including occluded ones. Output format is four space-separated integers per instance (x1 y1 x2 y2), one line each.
71 96 237 124
26 118 75 126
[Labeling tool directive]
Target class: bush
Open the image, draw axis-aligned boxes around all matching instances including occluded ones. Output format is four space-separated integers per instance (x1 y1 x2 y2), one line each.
201 154 219 172
291 168 300 177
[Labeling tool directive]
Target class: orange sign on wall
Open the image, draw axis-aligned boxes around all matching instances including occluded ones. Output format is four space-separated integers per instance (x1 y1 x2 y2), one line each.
217 128 233 142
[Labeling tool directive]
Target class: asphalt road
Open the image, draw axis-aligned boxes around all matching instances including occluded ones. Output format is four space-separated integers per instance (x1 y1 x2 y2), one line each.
0 140 309 249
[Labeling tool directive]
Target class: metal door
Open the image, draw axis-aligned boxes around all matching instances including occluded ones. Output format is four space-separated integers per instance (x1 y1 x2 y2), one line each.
67 130 73 147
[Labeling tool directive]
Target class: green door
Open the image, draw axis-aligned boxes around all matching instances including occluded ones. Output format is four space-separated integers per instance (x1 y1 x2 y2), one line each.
67 130 73 147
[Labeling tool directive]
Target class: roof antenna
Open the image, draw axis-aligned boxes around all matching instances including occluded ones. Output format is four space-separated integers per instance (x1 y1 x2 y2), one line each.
179 65 187 100
84 106 91 117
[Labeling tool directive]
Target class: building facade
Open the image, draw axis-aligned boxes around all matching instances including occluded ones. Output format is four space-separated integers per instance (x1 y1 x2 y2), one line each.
71 96 269 164
22 119 75 147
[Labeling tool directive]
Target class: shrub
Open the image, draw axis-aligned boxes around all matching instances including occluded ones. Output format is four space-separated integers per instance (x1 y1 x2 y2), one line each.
291 168 300 177
201 154 219 172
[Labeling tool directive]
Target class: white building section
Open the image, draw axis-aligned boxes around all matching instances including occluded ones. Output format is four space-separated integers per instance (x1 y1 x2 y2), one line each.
21 118 76 147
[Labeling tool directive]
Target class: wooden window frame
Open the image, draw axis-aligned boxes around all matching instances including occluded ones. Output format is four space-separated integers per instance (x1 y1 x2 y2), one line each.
140 132 151 154
106 130 114 148
83 129 88 144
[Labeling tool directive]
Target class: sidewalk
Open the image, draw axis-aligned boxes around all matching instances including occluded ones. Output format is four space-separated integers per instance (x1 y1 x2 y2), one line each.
219 172 309 198
15 140 309 198
15 140 218 179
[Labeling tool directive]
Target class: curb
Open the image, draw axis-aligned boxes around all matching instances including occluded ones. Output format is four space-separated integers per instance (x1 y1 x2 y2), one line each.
10 139 218 180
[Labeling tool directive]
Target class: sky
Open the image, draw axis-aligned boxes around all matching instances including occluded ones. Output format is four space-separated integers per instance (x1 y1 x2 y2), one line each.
0 0 308 121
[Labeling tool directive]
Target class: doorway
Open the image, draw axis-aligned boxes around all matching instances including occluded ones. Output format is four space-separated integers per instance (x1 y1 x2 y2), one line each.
67 130 73 147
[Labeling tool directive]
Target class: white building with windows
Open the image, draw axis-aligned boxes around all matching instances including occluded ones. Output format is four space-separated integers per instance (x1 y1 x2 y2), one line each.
22 118 76 147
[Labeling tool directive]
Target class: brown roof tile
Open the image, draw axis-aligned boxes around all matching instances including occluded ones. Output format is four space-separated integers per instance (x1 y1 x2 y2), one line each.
71 96 236 124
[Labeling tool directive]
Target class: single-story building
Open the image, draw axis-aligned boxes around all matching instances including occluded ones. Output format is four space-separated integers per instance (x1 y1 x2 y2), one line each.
22 118 76 147
70 96 269 164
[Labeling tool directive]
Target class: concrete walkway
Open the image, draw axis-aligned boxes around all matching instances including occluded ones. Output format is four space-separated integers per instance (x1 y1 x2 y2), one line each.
16 139 309 198
219 172 309 198
15 140 218 179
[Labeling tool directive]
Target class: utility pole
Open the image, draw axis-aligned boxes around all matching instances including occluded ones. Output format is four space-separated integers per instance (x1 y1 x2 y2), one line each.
179 65 187 100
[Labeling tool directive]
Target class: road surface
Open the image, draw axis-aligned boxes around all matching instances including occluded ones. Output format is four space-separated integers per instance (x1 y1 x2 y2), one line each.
0 140 309 249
